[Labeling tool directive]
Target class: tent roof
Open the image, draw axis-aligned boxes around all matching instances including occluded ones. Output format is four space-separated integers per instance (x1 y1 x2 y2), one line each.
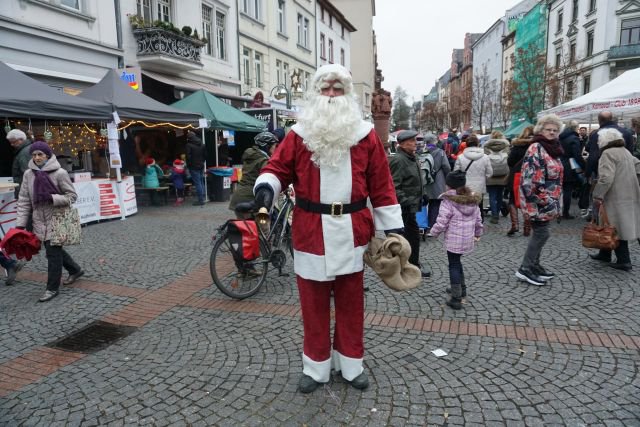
540 68 640 121
504 121 533 138
79 69 201 123
171 90 266 132
0 61 113 120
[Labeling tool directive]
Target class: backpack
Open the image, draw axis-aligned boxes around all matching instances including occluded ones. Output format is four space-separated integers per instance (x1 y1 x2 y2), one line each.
418 152 436 186
226 220 260 262
488 147 509 177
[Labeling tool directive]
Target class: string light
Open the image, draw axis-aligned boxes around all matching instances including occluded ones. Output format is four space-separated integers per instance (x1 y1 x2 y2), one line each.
117 120 197 131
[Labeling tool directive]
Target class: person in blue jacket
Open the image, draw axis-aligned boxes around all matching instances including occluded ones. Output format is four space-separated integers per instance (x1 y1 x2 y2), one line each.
143 157 164 205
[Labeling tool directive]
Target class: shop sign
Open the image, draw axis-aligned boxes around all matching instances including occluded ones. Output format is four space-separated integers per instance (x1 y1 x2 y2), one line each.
117 67 143 92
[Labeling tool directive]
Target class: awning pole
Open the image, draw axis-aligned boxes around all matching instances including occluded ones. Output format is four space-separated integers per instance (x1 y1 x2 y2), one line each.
202 126 208 202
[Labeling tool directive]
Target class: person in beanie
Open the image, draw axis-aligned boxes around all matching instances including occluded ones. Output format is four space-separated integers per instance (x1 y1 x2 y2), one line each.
253 64 403 393
142 157 164 206
6 129 32 197
186 131 206 206
229 131 279 214
16 140 84 302
389 130 430 278
170 159 186 206
429 170 483 310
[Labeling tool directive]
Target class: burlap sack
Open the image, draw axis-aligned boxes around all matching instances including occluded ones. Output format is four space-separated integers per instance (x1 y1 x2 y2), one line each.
363 233 421 291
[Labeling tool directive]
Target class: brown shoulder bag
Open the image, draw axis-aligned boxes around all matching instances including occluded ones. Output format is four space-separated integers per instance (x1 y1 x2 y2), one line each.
582 205 620 251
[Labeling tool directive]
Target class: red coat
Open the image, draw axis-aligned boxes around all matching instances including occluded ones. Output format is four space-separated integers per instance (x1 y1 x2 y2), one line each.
256 122 403 281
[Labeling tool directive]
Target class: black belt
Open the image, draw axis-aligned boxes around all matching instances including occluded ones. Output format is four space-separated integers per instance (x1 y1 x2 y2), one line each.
296 197 367 217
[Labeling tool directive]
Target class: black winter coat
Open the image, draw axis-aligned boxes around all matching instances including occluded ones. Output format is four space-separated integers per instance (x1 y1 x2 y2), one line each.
559 128 585 183
388 148 423 213
186 139 206 169
585 121 634 178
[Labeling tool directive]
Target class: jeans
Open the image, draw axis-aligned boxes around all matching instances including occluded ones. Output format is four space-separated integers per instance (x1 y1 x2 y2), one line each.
401 210 420 267
0 253 16 270
45 241 81 292
487 186 504 217
597 240 631 264
190 168 205 203
521 220 550 270
427 199 441 229
447 251 464 298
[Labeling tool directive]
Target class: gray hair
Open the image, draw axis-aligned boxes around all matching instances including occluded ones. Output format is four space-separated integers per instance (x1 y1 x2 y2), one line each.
566 120 579 130
6 129 26 141
597 128 624 149
423 133 437 144
534 114 562 134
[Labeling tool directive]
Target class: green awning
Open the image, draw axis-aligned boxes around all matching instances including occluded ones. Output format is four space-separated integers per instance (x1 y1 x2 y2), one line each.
504 121 533 139
171 90 266 132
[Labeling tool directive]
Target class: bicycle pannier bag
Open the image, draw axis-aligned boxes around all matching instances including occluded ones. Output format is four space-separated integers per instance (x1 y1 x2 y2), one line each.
227 220 260 261
581 206 620 251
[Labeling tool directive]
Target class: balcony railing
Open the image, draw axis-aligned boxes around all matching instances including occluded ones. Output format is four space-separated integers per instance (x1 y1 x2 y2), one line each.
133 27 205 65
608 44 640 60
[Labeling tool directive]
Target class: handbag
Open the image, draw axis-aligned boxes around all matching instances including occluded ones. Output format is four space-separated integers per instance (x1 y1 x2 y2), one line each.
49 206 82 246
581 206 619 251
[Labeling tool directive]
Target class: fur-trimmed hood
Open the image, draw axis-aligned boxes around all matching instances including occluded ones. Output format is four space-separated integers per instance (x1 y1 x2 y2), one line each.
442 189 482 216
599 139 626 152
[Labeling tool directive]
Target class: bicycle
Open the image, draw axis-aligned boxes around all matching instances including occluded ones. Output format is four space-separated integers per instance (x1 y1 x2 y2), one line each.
210 188 294 299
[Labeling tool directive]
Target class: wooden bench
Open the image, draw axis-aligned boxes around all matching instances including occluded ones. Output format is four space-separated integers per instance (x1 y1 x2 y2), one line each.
135 186 170 206
166 182 193 199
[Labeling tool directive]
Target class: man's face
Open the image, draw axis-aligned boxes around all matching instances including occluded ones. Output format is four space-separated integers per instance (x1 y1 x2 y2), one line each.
398 138 417 155
8 138 23 149
579 127 587 136
320 79 345 97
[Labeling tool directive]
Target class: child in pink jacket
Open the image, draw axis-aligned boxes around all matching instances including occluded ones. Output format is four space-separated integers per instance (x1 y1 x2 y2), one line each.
429 170 483 309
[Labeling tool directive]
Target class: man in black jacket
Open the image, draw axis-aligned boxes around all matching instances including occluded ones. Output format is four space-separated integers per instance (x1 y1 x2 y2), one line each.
559 121 586 219
585 111 634 179
186 131 206 206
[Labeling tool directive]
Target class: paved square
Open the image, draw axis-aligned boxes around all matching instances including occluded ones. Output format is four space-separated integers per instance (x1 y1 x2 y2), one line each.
1 202 639 426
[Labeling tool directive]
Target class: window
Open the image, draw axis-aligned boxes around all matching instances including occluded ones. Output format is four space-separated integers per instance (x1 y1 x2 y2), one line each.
137 0 151 22
586 30 594 56
254 52 262 88
620 18 640 45
202 5 213 56
216 11 226 60
320 7 324 22
61 0 79 10
243 48 251 85
567 80 574 98
276 60 282 84
329 15 333 28
297 14 309 47
569 41 576 62
242 0 260 20
340 48 345 66
555 49 562 68
277 0 285 33
589 0 596 13
304 72 310 90
572 0 578 22
583 75 591 94
557 10 563 33
341 25 345 39
328 39 334 63
157 0 170 22
283 63 290 84
320 33 326 59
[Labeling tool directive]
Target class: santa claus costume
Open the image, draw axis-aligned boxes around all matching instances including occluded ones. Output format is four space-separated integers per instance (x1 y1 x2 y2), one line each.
254 64 403 392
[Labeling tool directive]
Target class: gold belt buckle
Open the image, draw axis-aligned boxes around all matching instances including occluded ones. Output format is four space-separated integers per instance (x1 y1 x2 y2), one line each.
331 202 343 217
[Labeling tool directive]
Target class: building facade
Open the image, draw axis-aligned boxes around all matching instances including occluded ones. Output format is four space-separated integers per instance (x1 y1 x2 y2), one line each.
316 0 355 69
333 0 376 118
0 0 121 92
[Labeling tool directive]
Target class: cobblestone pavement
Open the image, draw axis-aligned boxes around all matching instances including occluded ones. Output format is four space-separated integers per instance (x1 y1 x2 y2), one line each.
0 201 639 426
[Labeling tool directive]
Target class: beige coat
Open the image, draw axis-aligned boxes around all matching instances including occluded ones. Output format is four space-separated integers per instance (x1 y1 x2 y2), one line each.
16 155 77 242
592 142 640 240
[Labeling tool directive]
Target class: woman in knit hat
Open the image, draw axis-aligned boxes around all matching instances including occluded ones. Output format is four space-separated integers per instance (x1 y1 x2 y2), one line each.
15 140 84 302
428 170 483 310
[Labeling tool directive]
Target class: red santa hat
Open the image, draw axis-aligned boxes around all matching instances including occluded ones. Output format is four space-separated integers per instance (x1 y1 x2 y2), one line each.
145 157 155 166
172 159 185 172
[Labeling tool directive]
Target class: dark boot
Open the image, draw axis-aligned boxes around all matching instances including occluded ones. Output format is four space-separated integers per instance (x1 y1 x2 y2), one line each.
446 297 462 310
298 374 320 393
446 276 467 298
523 216 531 237
507 205 519 236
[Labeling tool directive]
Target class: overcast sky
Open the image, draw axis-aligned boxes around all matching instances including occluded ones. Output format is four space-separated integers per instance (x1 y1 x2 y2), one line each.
373 0 523 102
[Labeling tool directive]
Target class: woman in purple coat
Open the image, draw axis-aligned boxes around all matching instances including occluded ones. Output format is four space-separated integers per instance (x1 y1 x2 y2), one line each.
429 170 483 310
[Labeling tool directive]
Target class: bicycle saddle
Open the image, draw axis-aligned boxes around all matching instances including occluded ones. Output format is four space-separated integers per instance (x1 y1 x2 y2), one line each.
235 200 256 214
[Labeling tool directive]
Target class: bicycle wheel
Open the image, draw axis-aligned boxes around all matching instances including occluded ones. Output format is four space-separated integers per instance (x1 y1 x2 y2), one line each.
210 231 269 299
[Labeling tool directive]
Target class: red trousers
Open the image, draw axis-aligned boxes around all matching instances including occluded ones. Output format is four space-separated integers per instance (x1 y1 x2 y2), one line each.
297 271 364 382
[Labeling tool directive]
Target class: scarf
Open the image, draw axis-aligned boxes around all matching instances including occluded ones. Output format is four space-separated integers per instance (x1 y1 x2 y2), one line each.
32 169 59 205
532 134 564 158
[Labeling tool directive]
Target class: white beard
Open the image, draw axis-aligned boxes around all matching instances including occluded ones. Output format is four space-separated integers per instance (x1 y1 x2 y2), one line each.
298 94 363 168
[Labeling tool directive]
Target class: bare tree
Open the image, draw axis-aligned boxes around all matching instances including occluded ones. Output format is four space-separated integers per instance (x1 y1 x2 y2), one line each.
545 51 578 108
472 63 496 133
496 78 514 130
509 43 547 124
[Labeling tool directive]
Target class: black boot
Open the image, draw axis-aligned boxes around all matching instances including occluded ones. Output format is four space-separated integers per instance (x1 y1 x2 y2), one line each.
298 374 320 393
446 297 462 310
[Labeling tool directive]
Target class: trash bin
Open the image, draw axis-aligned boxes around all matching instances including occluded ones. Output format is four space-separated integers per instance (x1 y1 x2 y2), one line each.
207 167 233 201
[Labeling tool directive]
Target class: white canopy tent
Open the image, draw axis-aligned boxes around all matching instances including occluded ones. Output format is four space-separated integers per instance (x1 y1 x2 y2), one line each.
539 68 640 122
